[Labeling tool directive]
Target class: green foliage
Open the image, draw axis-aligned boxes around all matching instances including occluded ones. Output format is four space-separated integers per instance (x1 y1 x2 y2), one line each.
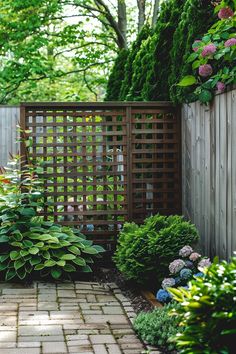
113 214 199 286
178 3 236 103
105 49 129 101
134 303 182 351
141 0 185 101
119 24 151 100
169 0 215 103
0 158 105 281
169 257 236 353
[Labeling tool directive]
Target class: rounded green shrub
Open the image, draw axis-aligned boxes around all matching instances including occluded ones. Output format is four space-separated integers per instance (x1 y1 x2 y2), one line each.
113 214 199 286
134 302 182 351
170 256 236 353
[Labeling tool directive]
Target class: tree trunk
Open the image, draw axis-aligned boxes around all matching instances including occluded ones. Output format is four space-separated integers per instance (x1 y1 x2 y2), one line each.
137 0 145 32
117 0 127 49
152 0 160 27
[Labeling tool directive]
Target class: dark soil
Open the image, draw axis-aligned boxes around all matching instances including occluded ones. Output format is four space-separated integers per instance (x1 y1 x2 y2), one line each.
93 266 152 313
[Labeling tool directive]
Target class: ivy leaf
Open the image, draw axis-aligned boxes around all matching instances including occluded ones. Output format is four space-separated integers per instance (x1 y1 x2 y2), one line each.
14 259 26 270
199 89 212 103
10 250 21 260
5 269 17 281
63 264 76 272
80 265 92 273
51 268 62 279
72 257 86 266
29 247 39 255
61 254 76 260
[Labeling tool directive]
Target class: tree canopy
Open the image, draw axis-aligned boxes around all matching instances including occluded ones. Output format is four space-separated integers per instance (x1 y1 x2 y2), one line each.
0 0 158 103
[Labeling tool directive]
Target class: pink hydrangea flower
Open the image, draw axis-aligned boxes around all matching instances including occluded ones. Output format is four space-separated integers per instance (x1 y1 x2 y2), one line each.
179 245 193 257
216 81 226 93
218 7 234 20
189 252 201 261
169 259 185 274
162 278 175 290
198 258 211 269
192 40 202 52
201 44 217 57
199 64 213 77
224 38 236 47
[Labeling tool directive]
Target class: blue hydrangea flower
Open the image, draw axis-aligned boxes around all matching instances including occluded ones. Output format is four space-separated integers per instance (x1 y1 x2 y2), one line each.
180 268 192 280
194 272 204 277
86 224 94 231
156 289 172 303
185 260 194 269
175 276 181 285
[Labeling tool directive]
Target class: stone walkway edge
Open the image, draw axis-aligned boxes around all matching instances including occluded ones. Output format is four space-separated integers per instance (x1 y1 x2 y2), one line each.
0 281 160 354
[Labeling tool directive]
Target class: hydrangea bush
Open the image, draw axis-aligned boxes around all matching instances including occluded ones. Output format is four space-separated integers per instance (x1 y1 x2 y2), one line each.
156 245 211 303
178 1 236 103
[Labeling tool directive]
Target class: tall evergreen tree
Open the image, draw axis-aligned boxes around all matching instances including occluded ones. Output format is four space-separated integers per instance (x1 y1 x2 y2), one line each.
119 24 151 100
141 0 185 101
104 49 129 101
169 0 215 102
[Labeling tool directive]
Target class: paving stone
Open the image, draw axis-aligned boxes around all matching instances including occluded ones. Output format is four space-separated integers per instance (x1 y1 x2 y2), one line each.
58 290 76 298
93 344 108 354
0 342 16 348
18 335 65 342
0 331 16 342
102 306 124 315
107 344 122 354
17 342 41 348
18 325 63 336
90 334 116 344
42 341 67 353
0 349 40 354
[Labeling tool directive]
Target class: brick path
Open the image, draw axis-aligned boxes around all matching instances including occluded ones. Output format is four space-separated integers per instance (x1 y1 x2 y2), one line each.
0 282 160 354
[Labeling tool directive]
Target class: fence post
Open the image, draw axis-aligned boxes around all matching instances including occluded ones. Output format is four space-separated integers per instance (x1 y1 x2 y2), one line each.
126 105 133 221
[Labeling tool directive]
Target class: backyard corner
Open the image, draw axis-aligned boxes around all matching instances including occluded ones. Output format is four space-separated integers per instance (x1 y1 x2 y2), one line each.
0 0 236 354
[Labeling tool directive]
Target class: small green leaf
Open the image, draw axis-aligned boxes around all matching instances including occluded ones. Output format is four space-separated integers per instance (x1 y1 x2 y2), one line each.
14 259 26 270
0 235 9 243
23 240 34 248
93 245 106 253
44 259 57 267
82 247 98 255
72 257 86 266
80 265 92 273
16 267 27 280
10 250 21 260
178 76 197 87
57 260 66 267
0 254 9 262
68 246 81 255
51 268 62 279
199 89 212 103
34 264 45 270
19 208 36 218
61 254 76 260
30 256 41 266
29 247 39 255
63 264 76 272
5 269 16 281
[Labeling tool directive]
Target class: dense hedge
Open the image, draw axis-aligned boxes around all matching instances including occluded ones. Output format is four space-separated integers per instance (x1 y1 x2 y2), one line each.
105 49 129 101
106 0 216 102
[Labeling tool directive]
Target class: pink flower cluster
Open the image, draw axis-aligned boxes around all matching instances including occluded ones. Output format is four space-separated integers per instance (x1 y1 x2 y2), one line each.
189 252 201 261
179 245 193 257
199 64 213 77
218 7 234 20
169 259 185 274
216 81 226 93
201 44 217 57
225 38 236 47
198 258 211 269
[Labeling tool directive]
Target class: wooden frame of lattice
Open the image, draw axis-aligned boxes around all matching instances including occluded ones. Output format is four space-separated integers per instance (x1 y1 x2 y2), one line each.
20 102 181 245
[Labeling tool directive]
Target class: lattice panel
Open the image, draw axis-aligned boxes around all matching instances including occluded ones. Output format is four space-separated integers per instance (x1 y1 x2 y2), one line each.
130 107 181 222
21 103 181 245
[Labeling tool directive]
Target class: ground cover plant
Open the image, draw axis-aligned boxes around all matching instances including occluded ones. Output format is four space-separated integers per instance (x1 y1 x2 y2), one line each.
0 158 105 281
156 245 211 303
134 302 182 351
114 214 199 287
169 256 236 353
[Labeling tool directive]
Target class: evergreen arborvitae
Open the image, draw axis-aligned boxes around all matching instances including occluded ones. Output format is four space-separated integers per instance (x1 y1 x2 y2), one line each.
141 0 185 101
104 49 129 101
169 0 215 103
119 24 151 100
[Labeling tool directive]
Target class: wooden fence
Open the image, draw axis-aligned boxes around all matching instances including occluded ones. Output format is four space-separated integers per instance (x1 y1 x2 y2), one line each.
0 106 20 167
21 102 181 245
182 88 236 260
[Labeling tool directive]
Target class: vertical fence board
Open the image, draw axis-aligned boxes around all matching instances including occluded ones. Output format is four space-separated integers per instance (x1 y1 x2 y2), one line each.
0 106 20 167
182 89 236 260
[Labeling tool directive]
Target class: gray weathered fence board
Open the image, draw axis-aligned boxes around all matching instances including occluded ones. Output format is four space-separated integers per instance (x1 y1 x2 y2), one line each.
0 106 20 167
182 89 236 260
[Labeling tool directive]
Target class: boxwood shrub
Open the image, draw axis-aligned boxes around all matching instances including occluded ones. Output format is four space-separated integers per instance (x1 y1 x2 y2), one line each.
113 214 199 286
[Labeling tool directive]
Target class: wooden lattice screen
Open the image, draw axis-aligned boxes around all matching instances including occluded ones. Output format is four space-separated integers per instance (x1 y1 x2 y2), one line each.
20 102 181 245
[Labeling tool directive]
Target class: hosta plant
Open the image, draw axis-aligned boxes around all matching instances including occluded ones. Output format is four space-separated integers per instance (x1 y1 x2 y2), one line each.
178 0 236 103
169 256 236 353
0 217 105 281
0 158 105 281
